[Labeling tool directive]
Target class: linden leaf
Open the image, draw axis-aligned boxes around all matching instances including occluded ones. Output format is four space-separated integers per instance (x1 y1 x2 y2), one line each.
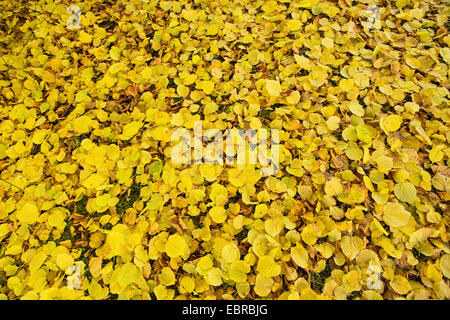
256 255 281 278
56 253 74 271
118 263 139 287
165 234 188 258
394 182 417 204
209 206 227 224
265 79 282 98
383 202 411 228
206 268 223 286
348 102 364 117
79 31 92 44
222 244 240 263
341 236 364 260
119 121 143 140
82 173 107 189
380 115 402 134
254 275 274 297
440 254 450 279
390 275 412 295
199 81 215 95
229 260 250 283
16 202 39 225
291 244 310 269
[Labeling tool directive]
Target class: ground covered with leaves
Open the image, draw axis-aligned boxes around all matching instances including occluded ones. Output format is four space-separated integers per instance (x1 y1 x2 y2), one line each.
0 0 449 300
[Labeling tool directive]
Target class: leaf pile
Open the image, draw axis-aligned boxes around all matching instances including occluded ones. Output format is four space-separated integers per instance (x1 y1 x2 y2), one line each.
0 0 449 300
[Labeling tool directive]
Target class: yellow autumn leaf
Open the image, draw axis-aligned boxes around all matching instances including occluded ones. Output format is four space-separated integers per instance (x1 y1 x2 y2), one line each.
200 80 215 95
82 173 107 189
390 275 412 295
79 31 92 43
229 260 250 283
209 206 227 224
291 244 310 269
256 255 281 278
0 0 447 301
165 234 188 258
380 115 403 134
440 254 450 279
16 202 39 225
341 236 364 261
56 253 74 271
265 79 282 97
383 202 411 228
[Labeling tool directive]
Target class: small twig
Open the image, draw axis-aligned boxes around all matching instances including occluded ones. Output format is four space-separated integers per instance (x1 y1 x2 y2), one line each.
0 178 24 192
